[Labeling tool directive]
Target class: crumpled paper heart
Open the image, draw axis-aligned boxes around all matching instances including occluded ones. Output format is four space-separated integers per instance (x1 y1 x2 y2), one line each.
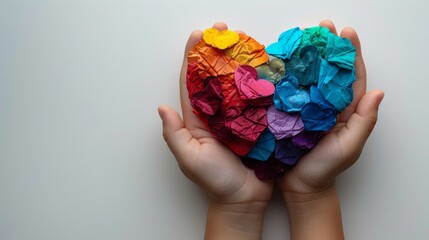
235 65 275 105
203 28 240 50
187 26 356 180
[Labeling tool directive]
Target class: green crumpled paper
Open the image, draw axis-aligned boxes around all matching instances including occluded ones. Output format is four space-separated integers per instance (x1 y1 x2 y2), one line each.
297 26 331 57
256 57 286 84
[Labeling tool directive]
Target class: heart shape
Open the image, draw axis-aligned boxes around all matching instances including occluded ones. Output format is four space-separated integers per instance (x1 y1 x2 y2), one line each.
267 105 304 140
187 27 356 179
202 28 240 50
234 65 275 105
190 75 223 116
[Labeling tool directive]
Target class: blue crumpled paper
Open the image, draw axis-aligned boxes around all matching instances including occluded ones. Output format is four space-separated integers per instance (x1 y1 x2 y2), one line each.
301 102 336 131
300 86 337 131
273 74 310 112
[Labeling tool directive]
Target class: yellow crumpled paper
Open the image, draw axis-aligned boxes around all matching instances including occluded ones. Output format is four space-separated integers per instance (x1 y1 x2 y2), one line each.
203 28 239 50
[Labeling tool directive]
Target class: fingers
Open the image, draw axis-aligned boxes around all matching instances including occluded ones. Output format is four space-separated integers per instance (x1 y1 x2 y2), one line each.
158 105 195 157
340 27 363 59
319 19 338 35
183 30 203 59
338 90 384 157
338 27 367 123
212 22 228 31
318 21 367 123
181 30 203 79
183 22 228 61
180 30 203 122
180 23 228 130
340 28 365 86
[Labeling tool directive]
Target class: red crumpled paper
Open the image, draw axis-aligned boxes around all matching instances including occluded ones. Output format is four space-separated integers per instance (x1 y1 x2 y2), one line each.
186 33 271 156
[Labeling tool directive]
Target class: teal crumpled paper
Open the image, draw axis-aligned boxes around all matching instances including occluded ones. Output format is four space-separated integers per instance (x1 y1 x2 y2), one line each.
286 45 321 86
266 27 303 59
245 128 275 161
297 26 331 57
318 59 355 111
326 34 356 70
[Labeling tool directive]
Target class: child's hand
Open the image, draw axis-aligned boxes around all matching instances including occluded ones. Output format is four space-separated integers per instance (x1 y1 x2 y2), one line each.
278 20 384 197
158 22 273 239
276 20 384 240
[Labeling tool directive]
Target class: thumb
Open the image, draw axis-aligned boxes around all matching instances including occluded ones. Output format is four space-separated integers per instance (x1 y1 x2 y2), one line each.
339 89 384 152
158 105 193 158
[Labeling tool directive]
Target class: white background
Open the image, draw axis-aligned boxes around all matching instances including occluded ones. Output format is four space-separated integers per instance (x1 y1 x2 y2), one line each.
1 0 428 239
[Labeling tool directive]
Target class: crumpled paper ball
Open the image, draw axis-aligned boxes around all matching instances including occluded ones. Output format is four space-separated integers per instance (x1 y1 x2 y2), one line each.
186 26 356 180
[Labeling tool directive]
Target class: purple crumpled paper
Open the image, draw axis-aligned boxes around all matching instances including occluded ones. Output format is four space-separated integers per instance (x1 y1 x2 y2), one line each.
267 105 304 140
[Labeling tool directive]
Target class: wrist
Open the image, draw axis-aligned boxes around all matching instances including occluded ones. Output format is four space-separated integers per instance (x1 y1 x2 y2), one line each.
282 182 336 207
204 201 267 240
283 185 344 240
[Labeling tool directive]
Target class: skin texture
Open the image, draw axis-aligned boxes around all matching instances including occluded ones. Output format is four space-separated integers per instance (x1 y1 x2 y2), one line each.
158 20 384 240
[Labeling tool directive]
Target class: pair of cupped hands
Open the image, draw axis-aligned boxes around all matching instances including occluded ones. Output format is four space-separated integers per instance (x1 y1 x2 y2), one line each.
158 20 384 213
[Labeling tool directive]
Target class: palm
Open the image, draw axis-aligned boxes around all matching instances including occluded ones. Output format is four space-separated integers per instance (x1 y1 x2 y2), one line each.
180 133 273 204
